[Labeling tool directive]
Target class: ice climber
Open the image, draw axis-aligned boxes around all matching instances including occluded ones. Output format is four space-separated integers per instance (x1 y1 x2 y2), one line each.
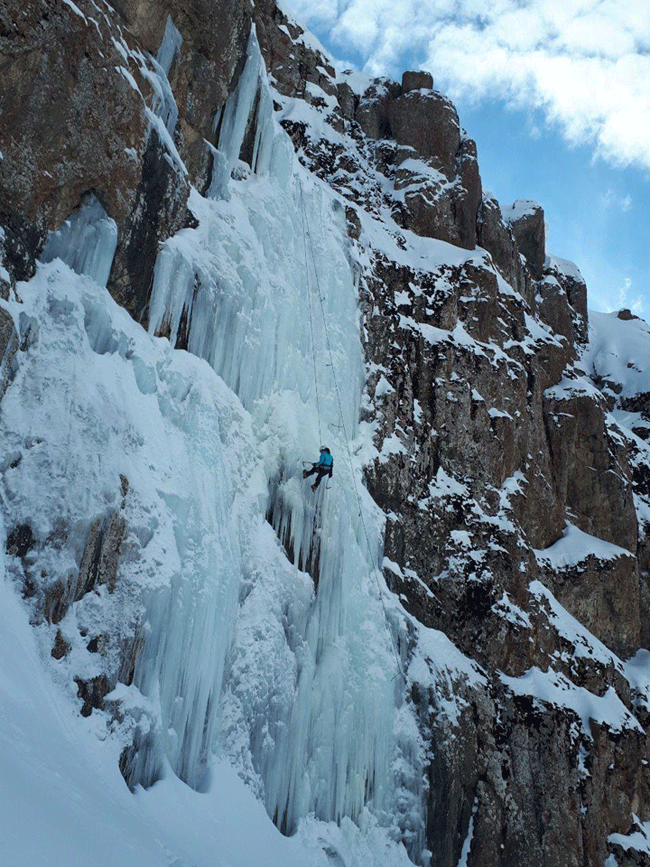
303 447 334 491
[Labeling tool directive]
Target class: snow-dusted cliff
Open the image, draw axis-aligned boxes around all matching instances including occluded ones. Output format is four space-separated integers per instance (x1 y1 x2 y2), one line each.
1 2 650 866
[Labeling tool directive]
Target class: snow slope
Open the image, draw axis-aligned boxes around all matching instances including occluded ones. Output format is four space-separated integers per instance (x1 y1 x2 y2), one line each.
0 554 330 867
585 311 650 401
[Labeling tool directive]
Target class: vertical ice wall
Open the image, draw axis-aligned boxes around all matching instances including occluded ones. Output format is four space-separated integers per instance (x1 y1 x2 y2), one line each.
148 31 360 432
214 30 276 179
146 29 422 845
41 193 118 288
0 256 247 797
121 379 244 791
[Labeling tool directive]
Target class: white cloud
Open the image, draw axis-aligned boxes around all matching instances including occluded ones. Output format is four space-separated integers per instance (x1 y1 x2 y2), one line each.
291 0 650 170
602 188 633 212
610 276 644 314
618 276 633 307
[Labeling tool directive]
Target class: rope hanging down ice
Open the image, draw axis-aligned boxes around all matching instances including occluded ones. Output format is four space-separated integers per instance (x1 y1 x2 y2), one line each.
301 185 323 446
299 182 405 682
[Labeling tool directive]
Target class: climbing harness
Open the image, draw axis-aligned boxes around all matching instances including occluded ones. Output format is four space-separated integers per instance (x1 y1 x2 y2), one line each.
301 459 333 491
299 181 405 682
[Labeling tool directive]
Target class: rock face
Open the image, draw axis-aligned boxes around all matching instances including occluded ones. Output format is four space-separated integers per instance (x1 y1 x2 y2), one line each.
540 255 589 348
389 89 461 177
0 0 251 320
0 1 145 277
507 200 546 279
477 193 531 303
2 2 650 867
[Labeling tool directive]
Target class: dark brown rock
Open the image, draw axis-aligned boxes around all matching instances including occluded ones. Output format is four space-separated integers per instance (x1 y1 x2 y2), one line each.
254 0 336 101
507 200 545 280
6 522 34 559
355 79 402 141
543 389 637 552
336 81 357 122
76 507 127 600
107 129 190 325
75 674 112 717
388 90 461 180
384 131 480 248
0 305 18 398
0 0 146 248
402 70 433 92
44 580 70 625
345 206 362 240
477 194 531 305
453 136 482 250
540 550 640 657
537 278 577 355
51 629 71 659
540 257 588 346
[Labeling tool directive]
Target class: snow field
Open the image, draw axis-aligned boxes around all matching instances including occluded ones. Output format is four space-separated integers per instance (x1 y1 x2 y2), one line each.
585 310 650 400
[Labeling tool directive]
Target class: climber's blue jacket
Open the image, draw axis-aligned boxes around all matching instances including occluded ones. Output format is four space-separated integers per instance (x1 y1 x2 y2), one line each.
317 451 333 468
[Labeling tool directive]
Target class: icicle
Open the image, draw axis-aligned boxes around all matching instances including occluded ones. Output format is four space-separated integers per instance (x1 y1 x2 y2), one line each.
251 74 275 176
41 193 118 288
147 242 196 341
205 142 230 201
156 14 182 79
129 489 241 790
134 17 182 158
115 342 244 792
147 52 179 135
216 31 264 177
150 179 361 429
140 16 183 143
211 28 278 187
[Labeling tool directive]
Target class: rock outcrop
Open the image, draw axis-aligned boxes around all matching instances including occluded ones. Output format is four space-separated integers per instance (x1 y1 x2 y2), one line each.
507 200 546 280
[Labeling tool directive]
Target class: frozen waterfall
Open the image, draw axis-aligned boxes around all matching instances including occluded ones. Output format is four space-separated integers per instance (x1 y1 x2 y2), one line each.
146 28 423 848
6 22 426 862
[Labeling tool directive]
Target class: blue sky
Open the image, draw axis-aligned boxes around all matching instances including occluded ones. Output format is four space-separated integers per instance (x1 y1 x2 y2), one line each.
286 0 650 315
457 99 649 315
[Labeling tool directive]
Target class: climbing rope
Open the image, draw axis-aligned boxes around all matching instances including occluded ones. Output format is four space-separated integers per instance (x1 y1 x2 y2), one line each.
299 181 406 683
301 184 323 446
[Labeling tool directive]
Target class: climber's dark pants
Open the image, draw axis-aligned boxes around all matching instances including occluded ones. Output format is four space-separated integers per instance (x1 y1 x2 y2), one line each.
304 465 332 489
